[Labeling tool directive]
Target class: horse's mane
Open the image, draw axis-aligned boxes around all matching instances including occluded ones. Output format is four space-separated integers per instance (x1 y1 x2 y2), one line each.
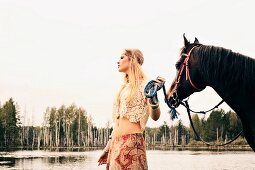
196 45 255 92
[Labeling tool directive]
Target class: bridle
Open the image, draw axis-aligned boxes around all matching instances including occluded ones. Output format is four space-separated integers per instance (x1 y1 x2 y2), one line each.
175 45 205 92
167 45 205 109
170 45 225 113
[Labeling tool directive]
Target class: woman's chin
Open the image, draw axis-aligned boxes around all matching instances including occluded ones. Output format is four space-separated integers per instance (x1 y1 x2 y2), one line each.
118 69 124 73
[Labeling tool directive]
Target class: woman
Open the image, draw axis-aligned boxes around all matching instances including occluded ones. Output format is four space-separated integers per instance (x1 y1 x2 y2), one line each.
98 48 164 170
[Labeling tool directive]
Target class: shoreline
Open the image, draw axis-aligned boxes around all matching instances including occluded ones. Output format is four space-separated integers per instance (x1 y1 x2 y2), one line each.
0 145 252 152
147 144 252 151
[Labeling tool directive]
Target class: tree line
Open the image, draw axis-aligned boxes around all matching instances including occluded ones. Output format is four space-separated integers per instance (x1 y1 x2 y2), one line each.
0 98 246 149
145 109 244 146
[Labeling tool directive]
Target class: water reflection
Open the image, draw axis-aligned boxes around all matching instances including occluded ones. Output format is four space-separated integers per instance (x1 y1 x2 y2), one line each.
0 149 254 170
0 150 92 170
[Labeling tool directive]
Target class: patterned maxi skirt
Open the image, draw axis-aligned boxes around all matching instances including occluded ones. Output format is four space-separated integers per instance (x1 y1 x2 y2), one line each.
106 133 148 170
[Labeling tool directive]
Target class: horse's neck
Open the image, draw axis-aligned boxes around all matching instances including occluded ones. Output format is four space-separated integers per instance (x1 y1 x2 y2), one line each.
200 57 247 112
198 46 255 113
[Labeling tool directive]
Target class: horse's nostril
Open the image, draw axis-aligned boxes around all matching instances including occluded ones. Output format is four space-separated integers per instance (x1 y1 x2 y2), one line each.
169 96 176 104
169 97 173 103
167 93 180 108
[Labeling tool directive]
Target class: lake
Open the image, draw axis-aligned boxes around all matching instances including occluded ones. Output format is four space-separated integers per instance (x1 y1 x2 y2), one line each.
0 149 254 170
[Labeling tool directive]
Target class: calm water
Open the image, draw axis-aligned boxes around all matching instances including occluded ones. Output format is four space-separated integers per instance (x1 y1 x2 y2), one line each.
0 149 254 170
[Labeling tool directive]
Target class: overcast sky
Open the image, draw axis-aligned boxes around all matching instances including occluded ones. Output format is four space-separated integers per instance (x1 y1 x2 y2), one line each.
0 0 255 127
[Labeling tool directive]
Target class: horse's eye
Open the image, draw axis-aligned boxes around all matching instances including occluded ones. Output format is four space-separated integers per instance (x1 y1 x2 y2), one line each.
175 62 181 69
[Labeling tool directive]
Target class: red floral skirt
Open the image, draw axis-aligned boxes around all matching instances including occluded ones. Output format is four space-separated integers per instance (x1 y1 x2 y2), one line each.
106 133 148 170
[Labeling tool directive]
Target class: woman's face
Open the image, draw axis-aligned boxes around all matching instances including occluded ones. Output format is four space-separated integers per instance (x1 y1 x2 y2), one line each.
117 53 130 73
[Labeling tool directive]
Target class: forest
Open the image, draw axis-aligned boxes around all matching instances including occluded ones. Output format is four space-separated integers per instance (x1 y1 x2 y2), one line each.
0 98 246 149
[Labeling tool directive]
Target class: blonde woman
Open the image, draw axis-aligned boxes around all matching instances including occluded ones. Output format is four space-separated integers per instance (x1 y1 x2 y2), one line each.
98 48 164 170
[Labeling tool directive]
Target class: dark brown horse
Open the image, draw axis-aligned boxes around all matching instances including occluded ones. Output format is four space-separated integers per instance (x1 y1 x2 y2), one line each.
167 34 255 151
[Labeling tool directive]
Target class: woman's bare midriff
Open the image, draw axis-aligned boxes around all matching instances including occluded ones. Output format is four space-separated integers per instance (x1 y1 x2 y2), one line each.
114 117 142 137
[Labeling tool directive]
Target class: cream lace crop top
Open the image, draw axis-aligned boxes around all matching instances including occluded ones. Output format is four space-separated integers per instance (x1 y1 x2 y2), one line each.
112 82 149 130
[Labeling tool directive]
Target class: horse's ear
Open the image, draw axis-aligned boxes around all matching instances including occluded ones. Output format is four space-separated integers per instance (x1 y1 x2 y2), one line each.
183 33 190 47
194 37 199 44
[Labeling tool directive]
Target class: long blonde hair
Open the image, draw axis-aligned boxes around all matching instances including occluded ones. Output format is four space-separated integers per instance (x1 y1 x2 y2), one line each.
116 48 146 104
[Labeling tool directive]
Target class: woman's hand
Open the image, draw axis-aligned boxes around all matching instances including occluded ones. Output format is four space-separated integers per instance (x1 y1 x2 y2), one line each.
148 76 166 105
145 76 165 121
154 76 166 87
98 150 108 166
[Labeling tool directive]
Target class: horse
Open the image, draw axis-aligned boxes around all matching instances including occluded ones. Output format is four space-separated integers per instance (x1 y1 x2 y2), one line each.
167 34 255 151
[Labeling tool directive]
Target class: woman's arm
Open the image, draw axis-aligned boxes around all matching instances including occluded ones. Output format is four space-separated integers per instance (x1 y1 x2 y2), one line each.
103 136 112 152
98 128 114 166
104 127 115 152
146 76 165 121
148 100 161 121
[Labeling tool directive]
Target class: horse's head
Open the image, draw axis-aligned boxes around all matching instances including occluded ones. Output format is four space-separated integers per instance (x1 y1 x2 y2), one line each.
167 34 206 108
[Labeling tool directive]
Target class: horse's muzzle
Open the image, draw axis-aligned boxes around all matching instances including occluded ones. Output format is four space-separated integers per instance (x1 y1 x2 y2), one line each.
167 92 181 108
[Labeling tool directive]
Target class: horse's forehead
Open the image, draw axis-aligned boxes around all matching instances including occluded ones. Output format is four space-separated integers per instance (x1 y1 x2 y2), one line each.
185 43 201 51
186 44 196 51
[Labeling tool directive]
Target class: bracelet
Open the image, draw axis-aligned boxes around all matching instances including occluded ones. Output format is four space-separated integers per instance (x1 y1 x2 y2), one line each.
150 104 159 110
152 106 159 110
